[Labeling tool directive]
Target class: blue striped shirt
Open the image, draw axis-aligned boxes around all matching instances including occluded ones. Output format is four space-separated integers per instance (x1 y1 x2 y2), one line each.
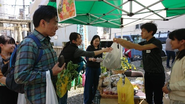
14 30 57 104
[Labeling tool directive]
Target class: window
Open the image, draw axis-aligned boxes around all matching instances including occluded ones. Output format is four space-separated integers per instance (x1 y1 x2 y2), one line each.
135 23 143 29
100 41 113 48
135 24 140 29
123 36 132 41
131 35 145 43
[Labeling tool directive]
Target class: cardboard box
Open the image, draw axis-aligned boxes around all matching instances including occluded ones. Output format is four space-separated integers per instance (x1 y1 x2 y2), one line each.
134 99 148 104
100 98 117 104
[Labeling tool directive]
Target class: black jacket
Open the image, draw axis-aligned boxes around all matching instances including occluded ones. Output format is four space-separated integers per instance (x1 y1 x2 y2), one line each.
86 45 102 68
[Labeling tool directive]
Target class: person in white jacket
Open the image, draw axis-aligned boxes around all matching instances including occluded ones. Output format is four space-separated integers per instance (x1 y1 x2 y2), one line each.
162 28 185 104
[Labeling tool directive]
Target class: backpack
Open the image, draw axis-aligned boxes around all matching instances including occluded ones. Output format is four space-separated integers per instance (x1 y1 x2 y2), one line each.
77 57 86 73
5 35 43 93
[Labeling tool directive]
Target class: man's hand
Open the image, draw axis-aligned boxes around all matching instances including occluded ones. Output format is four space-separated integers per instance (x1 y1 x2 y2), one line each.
0 77 6 85
113 38 122 43
89 58 96 62
52 62 66 76
0 71 4 79
162 85 170 94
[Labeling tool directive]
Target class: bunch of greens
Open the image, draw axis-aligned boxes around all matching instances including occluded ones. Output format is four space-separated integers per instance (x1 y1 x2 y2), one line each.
56 61 79 98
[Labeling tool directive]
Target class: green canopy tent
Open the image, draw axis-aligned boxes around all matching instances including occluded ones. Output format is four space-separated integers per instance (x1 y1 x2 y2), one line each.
46 0 185 28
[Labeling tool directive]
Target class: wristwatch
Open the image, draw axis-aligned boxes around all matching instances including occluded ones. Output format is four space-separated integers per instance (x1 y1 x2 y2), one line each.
167 83 171 91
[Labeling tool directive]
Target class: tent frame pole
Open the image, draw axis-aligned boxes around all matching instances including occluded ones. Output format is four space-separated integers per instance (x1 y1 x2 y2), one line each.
103 0 129 14
134 0 162 15
134 0 165 19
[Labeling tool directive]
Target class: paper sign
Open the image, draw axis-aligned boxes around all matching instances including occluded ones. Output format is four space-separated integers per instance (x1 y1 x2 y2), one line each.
57 0 76 22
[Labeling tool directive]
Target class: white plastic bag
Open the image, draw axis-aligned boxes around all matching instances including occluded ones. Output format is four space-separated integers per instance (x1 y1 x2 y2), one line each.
163 94 170 104
17 93 26 104
103 43 121 69
46 70 58 104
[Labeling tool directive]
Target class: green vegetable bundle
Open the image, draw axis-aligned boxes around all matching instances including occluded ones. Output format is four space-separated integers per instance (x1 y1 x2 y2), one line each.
56 61 79 98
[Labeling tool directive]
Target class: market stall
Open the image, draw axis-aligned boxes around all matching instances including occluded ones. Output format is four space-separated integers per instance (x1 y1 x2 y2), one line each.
98 70 146 104
97 45 147 104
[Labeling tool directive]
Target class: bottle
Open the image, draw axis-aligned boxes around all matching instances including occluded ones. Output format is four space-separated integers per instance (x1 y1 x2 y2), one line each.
58 55 65 67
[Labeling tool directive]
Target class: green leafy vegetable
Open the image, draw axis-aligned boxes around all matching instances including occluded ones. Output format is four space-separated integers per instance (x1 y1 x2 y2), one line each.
56 61 79 98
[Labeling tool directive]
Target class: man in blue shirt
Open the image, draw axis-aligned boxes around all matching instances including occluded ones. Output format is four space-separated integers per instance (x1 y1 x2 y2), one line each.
14 6 65 104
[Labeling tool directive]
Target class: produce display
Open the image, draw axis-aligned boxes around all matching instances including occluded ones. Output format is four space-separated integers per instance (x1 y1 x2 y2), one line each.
99 71 144 98
101 66 107 73
99 54 141 98
101 56 136 74
121 57 136 70
101 73 122 95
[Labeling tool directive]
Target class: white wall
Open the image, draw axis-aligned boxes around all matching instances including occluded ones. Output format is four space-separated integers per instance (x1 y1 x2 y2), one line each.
50 25 97 47
111 15 185 36
97 27 103 38
154 15 185 32
88 26 98 42
50 25 77 47
111 27 141 37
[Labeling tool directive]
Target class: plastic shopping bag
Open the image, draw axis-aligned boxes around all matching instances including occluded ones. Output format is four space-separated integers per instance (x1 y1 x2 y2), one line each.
163 94 170 104
46 70 58 104
103 43 121 69
17 93 26 104
117 77 134 104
